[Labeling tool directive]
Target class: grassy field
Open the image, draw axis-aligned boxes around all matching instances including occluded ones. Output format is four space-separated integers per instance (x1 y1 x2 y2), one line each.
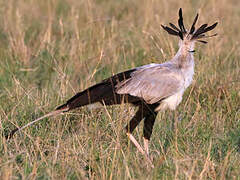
0 0 239 179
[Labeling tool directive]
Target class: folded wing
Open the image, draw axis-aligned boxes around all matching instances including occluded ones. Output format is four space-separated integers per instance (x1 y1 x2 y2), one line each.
116 64 184 104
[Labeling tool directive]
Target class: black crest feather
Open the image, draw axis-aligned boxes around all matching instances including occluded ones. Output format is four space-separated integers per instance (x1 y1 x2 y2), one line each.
161 25 179 36
161 8 217 43
192 22 218 39
190 13 199 34
178 8 186 33
161 8 186 40
169 23 181 32
202 22 218 33
193 24 208 38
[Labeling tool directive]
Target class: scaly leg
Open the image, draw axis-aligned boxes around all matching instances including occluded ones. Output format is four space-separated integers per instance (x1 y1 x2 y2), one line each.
127 132 154 168
143 137 149 156
125 103 157 168
127 132 145 155
125 103 147 156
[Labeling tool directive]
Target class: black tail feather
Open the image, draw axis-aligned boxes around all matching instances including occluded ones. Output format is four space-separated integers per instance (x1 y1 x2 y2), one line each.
56 103 69 111
56 69 141 111
5 109 66 140
5 128 19 140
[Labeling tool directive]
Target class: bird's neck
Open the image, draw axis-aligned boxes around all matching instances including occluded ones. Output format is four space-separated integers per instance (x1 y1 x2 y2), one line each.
171 41 195 69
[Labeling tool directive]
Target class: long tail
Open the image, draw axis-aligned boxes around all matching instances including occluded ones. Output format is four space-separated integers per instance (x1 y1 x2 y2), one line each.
5 80 124 140
56 69 138 111
5 107 69 140
5 80 121 140
6 69 138 140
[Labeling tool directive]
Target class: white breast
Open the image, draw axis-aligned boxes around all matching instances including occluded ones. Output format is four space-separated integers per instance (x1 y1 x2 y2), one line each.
155 90 184 111
155 61 194 112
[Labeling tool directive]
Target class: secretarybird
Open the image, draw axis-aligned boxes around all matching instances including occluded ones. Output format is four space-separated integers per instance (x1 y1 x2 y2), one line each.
7 8 217 166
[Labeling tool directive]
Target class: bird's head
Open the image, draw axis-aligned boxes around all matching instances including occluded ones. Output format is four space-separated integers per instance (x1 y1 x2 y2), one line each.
161 8 218 53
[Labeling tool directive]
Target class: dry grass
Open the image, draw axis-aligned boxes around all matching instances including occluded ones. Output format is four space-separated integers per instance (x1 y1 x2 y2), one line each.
0 0 239 179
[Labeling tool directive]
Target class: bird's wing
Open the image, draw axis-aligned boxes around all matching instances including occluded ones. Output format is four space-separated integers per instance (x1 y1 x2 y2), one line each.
116 64 184 104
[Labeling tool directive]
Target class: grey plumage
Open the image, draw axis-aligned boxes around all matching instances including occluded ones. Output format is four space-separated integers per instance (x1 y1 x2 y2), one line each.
116 63 184 105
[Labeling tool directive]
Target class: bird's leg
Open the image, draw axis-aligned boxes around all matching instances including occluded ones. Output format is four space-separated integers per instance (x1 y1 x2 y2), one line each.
126 132 145 155
143 137 149 156
125 109 145 155
126 132 154 168
126 104 157 167
143 108 157 157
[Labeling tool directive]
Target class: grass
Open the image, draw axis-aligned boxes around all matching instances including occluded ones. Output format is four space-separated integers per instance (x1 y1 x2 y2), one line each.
0 0 240 179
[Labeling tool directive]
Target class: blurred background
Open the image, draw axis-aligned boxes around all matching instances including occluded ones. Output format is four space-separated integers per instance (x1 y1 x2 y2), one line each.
0 0 239 179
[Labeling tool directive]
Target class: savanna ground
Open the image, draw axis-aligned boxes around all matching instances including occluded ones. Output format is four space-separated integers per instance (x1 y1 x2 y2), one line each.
0 0 239 179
